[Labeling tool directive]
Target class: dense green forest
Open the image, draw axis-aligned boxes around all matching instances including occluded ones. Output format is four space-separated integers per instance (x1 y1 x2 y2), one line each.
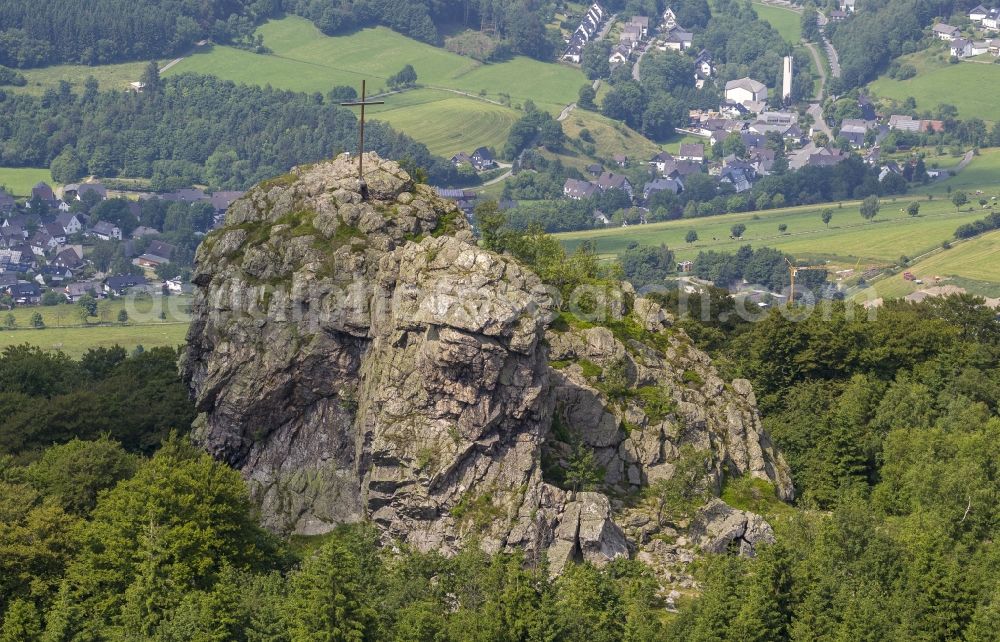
0 0 276 67
2 217 1000 637
0 73 458 189
827 0 955 90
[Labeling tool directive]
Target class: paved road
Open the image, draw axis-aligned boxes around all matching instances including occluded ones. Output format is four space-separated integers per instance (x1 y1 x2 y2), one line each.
557 103 577 121
807 102 833 138
480 163 513 187
815 11 841 79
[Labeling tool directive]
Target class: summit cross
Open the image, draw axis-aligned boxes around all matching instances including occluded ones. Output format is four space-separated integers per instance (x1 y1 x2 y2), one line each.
340 79 385 200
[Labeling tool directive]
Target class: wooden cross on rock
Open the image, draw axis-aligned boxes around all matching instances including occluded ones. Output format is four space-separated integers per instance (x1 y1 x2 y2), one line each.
340 80 384 200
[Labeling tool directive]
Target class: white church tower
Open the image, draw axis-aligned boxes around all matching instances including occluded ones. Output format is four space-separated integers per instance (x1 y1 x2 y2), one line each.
782 55 793 103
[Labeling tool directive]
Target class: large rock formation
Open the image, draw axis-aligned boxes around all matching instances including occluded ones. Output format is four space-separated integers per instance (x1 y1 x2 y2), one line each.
183 153 792 574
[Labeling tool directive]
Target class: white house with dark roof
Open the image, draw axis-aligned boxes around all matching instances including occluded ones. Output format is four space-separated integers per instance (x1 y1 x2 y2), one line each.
984 8 1000 29
725 77 767 105
90 221 122 241
970 4 989 21
951 38 973 57
594 172 634 198
563 178 598 200
55 213 83 235
677 143 705 162
933 23 961 40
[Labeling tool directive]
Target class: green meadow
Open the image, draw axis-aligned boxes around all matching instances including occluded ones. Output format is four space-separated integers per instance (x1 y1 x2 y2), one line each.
866 229 1000 300
160 15 588 156
869 48 1000 122
166 16 585 114
364 89 518 156
0 323 189 358
0 167 55 197
0 296 192 358
752 2 802 44
556 195 993 265
13 60 150 95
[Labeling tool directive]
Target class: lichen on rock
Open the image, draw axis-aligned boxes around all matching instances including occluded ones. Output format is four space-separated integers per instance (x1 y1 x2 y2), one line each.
183 152 793 579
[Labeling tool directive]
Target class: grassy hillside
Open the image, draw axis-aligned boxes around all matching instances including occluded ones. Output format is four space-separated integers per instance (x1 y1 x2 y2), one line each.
911 148 1000 193
554 109 664 168
864 229 1000 300
0 167 55 197
557 196 991 264
0 323 189 357
166 16 585 113
159 15 588 157
366 89 518 156
753 2 801 44
0 296 192 357
869 47 1000 122
13 60 150 96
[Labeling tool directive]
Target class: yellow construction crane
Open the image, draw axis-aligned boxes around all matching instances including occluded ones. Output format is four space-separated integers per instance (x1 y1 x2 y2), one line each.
785 258 828 305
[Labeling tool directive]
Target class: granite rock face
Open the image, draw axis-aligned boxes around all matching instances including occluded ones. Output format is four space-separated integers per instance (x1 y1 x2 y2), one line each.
183 153 791 574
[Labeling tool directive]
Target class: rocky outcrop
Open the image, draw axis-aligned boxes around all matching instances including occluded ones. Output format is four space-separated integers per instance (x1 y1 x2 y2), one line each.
183 152 792 578
689 498 776 556
544 304 794 500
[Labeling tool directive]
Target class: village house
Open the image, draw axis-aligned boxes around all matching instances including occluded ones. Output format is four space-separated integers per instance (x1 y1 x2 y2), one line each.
888 114 921 132
90 221 122 241
648 151 675 173
562 3 605 63
8 282 40 305
970 4 989 22
134 240 176 268
53 247 84 271
951 38 973 57
0 190 15 216
677 143 706 163
839 118 873 147
208 191 244 216
643 178 683 200
594 172 634 198
104 274 149 296
829 10 848 21
469 147 497 171
563 178 598 200
629 15 650 38
983 7 1000 29
694 49 714 88
64 281 103 302
660 27 693 51
55 212 83 235
612 153 628 167
840 0 856 12
932 23 961 41
724 77 768 106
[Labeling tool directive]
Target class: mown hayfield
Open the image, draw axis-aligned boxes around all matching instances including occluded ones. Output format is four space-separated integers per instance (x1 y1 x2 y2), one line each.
556 196 992 264
167 16 585 113
0 323 189 358
916 148 1000 193
0 167 55 197
170 18 476 93
557 109 663 168
367 89 518 156
863 230 1000 300
753 2 801 44
12 60 150 96
2 296 192 328
869 48 1000 122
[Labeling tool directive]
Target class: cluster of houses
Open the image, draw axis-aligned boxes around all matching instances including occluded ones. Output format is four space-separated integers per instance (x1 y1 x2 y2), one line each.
562 3 608 63
0 180 243 307
932 12 1000 58
609 8 694 66
551 87 945 225
449 147 498 172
